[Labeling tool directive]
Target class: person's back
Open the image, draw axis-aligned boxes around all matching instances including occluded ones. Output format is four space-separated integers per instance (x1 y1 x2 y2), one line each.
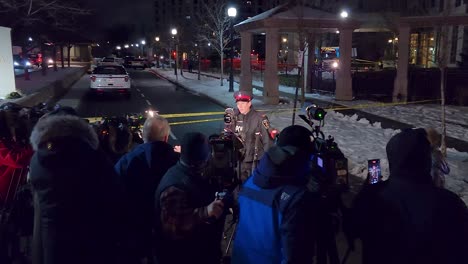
232 125 318 264
114 115 179 260
154 132 225 264
352 128 468 264
29 114 130 264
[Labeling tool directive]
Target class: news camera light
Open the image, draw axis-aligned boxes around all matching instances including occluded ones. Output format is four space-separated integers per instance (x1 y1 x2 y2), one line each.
306 104 326 121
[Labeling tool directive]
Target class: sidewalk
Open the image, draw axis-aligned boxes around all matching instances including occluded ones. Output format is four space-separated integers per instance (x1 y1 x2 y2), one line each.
149 67 468 206
1 66 86 107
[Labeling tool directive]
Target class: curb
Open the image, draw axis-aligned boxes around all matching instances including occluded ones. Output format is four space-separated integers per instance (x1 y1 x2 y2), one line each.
3 67 87 108
148 69 230 109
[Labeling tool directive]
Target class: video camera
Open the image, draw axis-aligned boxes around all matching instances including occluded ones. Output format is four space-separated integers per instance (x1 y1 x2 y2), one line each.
206 107 246 191
208 131 243 192
299 104 349 193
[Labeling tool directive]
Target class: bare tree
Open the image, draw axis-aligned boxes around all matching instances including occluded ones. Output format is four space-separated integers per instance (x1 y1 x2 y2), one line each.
0 0 90 30
436 0 452 157
196 0 233 86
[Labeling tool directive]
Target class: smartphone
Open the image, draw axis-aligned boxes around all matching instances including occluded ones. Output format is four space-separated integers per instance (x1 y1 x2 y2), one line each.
367 159 382 184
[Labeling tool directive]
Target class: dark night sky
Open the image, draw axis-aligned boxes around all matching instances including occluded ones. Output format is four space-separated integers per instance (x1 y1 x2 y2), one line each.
83 0 155 41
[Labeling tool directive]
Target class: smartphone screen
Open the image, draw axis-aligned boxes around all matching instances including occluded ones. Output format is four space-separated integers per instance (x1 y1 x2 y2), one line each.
368 159 382 184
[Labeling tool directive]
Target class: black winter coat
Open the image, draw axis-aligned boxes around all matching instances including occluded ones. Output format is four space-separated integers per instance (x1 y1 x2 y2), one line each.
350 128 468 264
29 140 130 264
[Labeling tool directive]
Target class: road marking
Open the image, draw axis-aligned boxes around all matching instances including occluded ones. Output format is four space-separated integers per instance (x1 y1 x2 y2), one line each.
170 131 177 140
146 99 152 106
136 88 141 92
169 118 223 126
141 93 145 98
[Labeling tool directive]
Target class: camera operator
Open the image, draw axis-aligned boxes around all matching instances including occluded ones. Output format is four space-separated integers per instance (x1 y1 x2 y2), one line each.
154 132 225 264
228 91 275 182
0 103 34 208
114 115 179 263
0 103 34 263
232 125 320 264
95 117 133 163
29 114 132 264
347 128 468 264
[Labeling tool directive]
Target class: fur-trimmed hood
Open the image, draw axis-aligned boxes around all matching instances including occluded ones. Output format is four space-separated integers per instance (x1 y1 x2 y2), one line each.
30 115 98 151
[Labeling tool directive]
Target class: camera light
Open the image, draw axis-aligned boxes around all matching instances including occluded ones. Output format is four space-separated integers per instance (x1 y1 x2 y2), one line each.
306 104 326 121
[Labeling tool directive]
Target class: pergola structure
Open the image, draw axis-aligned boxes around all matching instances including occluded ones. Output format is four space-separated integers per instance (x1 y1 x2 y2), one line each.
234 3 468 104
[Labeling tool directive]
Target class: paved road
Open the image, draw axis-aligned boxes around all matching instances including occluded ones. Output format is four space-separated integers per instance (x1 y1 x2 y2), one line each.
57 69 226 145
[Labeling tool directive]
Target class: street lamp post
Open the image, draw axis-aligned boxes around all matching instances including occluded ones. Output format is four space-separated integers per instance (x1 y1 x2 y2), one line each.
155 37 160 68
228 7 237 92
171 28 178 82
141 40 146 57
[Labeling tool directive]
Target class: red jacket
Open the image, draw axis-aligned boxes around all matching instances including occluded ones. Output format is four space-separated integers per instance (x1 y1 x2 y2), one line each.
0 140 33 207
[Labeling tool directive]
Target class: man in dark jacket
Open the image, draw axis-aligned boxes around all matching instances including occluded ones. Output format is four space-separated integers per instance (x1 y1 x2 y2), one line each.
154 132 225 264
29 114 130 264
232 125 319 264
114 115 179 262
350 128 468 264
228 91 275 182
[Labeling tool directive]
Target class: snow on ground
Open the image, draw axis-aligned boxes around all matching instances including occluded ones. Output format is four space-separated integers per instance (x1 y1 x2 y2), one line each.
154 68 468 205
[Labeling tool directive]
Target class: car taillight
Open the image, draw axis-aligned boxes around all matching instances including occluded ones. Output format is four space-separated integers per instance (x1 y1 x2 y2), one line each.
90 76 96 82
124 75 129 82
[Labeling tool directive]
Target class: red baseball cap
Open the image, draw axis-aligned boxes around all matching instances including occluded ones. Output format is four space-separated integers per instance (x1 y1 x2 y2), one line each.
234 91 253 102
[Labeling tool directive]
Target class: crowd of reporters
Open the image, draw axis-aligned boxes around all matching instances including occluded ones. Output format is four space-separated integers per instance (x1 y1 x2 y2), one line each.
0 102 467 264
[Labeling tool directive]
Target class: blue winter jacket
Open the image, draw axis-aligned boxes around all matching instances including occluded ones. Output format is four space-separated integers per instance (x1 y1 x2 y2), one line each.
114 141 179 255
232 146 318 264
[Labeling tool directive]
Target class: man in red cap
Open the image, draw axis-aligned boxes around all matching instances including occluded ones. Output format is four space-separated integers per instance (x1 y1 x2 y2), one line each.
229 90 275 182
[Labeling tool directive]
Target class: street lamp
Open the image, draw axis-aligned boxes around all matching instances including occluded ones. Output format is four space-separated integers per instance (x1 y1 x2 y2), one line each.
140 40 146 57
155 37 160 68
227 7 237 92
340 10 349 18
171 28 178 81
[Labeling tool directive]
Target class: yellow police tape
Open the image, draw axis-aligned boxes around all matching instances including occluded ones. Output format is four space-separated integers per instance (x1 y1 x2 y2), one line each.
84 99 441 126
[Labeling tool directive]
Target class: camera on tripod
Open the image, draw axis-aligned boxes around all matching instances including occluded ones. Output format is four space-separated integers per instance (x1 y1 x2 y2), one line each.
299 104 349 193
207 131 242 191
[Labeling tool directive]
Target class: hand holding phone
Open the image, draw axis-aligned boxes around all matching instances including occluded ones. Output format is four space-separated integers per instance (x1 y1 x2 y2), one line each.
367 159 382 184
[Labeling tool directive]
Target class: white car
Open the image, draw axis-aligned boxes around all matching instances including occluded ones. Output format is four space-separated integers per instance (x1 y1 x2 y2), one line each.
98 57 122 66
128 58 149 69
90 65 131 97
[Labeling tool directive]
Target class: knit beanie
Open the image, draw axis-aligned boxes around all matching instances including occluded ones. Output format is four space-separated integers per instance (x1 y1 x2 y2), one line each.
180 132 211 166
277 125 312 150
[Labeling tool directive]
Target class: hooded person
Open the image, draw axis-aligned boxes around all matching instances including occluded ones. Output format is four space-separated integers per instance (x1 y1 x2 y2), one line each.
350 128 468 264
28 114 131 264
153 132 225 264
232 125 319 264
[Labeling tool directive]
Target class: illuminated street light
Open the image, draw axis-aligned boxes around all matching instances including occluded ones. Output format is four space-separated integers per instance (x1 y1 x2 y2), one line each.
332 61 339 68
28 37 33 41
124 44 129 48
340 11 349 18
171 28 178 80
116 46 122 50
336 30 340 34
227 6 237 92
388 39 393 43
155 36 160 42
141 40 146 45
282 38 287 43
136 44 139 47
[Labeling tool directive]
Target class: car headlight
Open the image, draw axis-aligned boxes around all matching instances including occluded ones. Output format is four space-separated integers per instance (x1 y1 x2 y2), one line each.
48 59 53 64
26 61 31 66
14 62 19 66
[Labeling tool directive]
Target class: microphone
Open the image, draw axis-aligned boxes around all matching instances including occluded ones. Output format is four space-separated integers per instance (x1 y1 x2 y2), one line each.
224 108 235 132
